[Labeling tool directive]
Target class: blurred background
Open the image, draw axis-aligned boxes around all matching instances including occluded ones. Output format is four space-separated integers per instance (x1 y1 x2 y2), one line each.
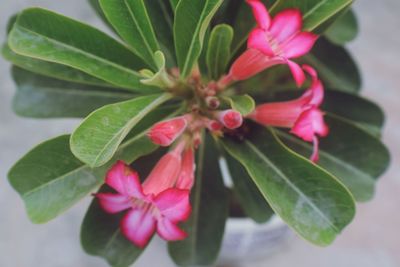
0 1 399 266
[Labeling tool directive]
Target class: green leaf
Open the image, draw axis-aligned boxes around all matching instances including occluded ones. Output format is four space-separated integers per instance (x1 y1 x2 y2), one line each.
140 51 174 88
224 154 274 223
223 94 255 116
8 8 157 92
322 90 384 135
6 14 18 34
221 126 355 246
7 135 155 224
8 135 99 224
303 38 361 93
325 9 358 45
277 115 390 202
174 0 224 78
206 24 233 80
87 0 116 33
81 188 144 267
169 0 179 11
11 67 134 118
8 107 176 224
271 0 354 32
71 93 172 167
2 43 112 87
169 134 229 266
99 0 160 69
145 0 176 67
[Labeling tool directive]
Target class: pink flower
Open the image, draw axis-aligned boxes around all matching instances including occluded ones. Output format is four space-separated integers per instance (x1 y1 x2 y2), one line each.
249 65 328 162
96 148 192 248
215 109 243 129
225 0 318 87
147 116 189 147
176 148 196 190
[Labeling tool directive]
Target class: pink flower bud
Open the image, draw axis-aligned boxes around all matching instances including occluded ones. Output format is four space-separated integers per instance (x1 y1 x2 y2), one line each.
216 109 243 129
207 120 223 132
148 116 188 146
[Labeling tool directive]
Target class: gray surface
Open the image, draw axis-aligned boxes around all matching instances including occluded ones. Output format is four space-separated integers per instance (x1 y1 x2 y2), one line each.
0 1 399 267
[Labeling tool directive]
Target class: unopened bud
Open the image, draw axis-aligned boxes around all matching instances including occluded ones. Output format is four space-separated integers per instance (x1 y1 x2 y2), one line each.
148 116 188 146
205 96 220 109
215 109 243 129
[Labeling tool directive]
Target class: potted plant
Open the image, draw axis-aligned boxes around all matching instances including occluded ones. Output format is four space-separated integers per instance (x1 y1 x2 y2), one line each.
3 0 390 266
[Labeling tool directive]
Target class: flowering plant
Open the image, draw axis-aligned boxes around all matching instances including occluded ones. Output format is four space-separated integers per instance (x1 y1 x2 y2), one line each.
3 0 390 266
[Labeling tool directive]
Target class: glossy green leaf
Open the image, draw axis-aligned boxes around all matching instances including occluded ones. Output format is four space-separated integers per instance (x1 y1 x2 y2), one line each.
11 67 134 118
271 0 354 32
140 51 174 88
8 135 99 224
230 2 254 57
87 0 115 32
6 14 18 34
8 8 157 92
2 44 112 87
81 188 144 267
71 93 172 167
145 0 176 66
169 0 179 11
221 126 355 246
224 154 274 223
99 0 160 69
7 107 176 224
277 115 390 202
303 38 361 93
325 9 358 45
223 94 255 116
7 135 155 224
206 24 233 80
174 0 224 78
322 90 384 135
169 134 229 266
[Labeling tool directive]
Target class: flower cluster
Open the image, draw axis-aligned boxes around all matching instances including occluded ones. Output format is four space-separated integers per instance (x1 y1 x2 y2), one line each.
97 0 329 248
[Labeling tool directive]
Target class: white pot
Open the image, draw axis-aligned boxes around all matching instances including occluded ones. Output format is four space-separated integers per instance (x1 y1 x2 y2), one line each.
217 216 291 264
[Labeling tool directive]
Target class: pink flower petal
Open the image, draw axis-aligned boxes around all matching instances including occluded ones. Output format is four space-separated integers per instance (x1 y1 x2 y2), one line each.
142 151 182 195
157 218 188 241
96 193 131 214
281 32 318 59
246 0 271 30
310 136 320 162
176 148 196 190
229 49 284 81
303 65 324 106
247 29 275 56
120 208 156 248
105 161 144 199
287 60 306 87
302 64 318 78
270 9 303 43
154 188 191 222
291 108 329 142
249 93 312 128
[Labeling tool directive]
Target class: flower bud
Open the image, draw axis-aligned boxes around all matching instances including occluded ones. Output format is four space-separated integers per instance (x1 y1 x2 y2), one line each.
216 109 243 129
148 116 188 146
